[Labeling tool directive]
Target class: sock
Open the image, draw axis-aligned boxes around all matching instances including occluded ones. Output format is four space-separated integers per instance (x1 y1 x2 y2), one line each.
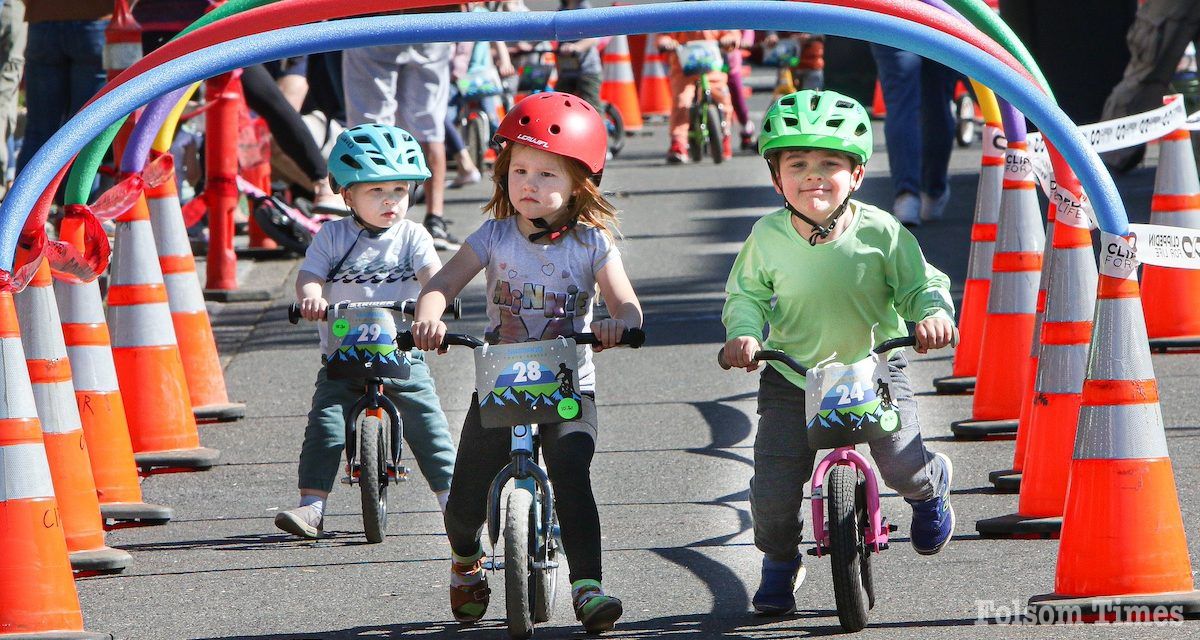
572 579 604 599
299 495 325 518
451 546 484 588
435 489 450 514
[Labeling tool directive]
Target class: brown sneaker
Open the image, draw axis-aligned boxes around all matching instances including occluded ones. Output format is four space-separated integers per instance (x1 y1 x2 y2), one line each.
450 554 491 623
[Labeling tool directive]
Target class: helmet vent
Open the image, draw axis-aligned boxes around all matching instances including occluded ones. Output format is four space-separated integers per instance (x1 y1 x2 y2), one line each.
826 118 844 129
782 116 799 127
809 94 821 110
519 116 531 125
339 154 363 170
855 123 868 136
564 99 573 107
383 132 395 147
779 95 795 106
353 135 371 144
835 100 854 109
763 120 773 132
549 124 561 135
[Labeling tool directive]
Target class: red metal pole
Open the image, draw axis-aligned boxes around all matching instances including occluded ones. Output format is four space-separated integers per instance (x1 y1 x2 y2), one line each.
204 72 241 292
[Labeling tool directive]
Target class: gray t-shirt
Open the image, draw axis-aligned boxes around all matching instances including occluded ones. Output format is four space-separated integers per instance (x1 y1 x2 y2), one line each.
466 217 619 392
300 217 440 356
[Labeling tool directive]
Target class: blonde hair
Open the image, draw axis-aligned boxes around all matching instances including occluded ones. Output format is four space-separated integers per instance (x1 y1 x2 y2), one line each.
482 143 620 241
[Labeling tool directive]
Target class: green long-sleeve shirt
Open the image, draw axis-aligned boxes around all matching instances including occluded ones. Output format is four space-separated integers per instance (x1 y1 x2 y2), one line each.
723 202 954 389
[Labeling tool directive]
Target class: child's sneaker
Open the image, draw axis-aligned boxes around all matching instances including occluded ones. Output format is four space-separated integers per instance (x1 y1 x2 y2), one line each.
273 504 323 539
722 134 733 160
893 191 921 226
906 452 955 555
751 554 806 615
450 550 491 623
666 141 689 165
572 579 623 634
740 122 758 151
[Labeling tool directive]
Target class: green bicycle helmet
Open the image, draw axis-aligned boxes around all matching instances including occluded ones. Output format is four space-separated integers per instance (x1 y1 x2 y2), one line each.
327 124 431 190
758 89 873 165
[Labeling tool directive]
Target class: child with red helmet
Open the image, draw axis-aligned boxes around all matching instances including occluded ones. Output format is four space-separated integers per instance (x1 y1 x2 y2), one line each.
412 92 642 634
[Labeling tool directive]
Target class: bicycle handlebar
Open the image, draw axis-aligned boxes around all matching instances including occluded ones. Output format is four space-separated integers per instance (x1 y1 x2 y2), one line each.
395 327 646 352
717 335 919 375
287 298 462 324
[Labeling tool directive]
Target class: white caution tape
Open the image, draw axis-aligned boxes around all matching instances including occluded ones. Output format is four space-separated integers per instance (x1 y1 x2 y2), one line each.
1099 232 1139 280
1128 223 1200 270
1186 110 1200 131
1027 98 1187 155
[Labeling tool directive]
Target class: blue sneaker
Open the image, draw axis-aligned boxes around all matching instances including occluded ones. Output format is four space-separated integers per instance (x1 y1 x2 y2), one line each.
752 554 806 615
907 452 955 555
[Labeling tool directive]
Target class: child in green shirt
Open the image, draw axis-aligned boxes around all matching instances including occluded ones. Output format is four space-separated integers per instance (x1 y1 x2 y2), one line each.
721 89 958 616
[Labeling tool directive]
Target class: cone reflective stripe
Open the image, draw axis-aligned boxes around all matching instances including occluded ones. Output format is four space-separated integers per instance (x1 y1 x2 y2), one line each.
600 34 643 131
1142 127 1200 348
14 263 131 575
104 0 142 82
1029 242 1200 619
638 34 671 118
55 278 173 528
952 141 1044 439
936 122 1005 395
147 161 244 423
109 194 220 472
0 295 109 638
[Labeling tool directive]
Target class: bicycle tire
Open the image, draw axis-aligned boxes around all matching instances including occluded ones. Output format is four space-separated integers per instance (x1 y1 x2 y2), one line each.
604 102 625 158
955 95 977 148
358 415 388 544
251 199 311 255
465 113 490 171
687 104 704 163
828 465 869 632
857 480 876 610
706 104 725 164
532 498 559 623
505 490 535 639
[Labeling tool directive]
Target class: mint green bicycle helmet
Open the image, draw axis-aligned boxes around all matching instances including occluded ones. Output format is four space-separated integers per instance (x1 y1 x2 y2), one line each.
328 124 431 190
758 89 873 165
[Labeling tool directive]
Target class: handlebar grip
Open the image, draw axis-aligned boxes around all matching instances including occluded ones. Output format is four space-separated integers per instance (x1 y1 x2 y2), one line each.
622 328 646 348
717 347 732 370
288 303 301 325
874 336 918 354
400 298 462 318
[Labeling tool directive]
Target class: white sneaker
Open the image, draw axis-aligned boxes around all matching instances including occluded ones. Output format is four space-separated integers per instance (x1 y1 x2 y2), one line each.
894 192 921 226
274 504 324 539
920 189 951 222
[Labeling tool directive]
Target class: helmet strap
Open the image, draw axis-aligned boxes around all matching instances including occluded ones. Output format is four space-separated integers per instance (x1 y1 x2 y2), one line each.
351 211 388 238
527 211 578 243
784 194 854 246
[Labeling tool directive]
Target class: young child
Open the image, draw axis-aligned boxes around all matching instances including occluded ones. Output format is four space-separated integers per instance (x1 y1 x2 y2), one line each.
656 27 741 163
274 124 457 539
721 90 958 615
411 92 642 634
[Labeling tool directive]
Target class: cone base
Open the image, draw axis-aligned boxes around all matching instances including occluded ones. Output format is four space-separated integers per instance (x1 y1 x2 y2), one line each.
202 288 272 303
1148 335 1200 353
951 418 1018 440
987 469 1021 494
193 402 246 423
134 447 221 473
69 546 132 574
100 502 174 527
976 513 1061 539
1027 591 1200 623
0 632 113 640
933 374 975 395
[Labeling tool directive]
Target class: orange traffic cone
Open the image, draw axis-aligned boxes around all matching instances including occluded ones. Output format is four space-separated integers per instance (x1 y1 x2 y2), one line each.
1142 125 1200 350
952 140 1044 440
988 205 1056 491
146 154 245 423
0 293 111 639
108 193 221 473
871 79 886 118
600 34 643 132
14 261 131 574
55 276 174 528
976 201 1097 538
638 34 671 119
1028 236 1200 621
935 121 1005 394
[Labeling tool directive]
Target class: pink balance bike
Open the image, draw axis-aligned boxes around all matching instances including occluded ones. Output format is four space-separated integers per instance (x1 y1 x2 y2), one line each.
720 335 917 632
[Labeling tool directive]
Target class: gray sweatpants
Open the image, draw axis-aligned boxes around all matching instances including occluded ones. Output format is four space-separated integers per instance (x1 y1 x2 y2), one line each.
750 353 945 562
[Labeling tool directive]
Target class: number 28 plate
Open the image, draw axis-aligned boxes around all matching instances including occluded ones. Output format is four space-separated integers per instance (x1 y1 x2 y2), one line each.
473 339 582 429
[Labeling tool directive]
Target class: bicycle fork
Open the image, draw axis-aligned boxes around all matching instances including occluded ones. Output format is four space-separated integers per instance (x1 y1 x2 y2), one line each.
342 382 407 484
809 448 894 556
484 424 559 571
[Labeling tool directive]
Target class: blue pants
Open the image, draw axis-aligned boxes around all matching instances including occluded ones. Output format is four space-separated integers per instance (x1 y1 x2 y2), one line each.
869 44 959 200
15 19 107 174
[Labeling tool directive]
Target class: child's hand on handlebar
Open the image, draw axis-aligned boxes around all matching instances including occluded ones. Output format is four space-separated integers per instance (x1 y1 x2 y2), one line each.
657 37 679 52
723 336 761 371
914 316 957 354
589 318 628 352
411 319 448 353
299 296 328 322
718 33 740 51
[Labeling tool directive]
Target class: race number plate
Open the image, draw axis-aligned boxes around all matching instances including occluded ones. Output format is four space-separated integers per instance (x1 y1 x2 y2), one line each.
326 307 411 380
804 354 901 449
474 339 582 429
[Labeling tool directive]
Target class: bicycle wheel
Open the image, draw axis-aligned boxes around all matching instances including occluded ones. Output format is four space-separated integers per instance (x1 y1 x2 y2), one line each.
687 103 705 163
955 94 977 147
251 199 312 256
358 415 389 544
532 498 559 623
465 112 490 171
827 464 869 632
706 104 725 164
604 102 625 158
505 489 535 639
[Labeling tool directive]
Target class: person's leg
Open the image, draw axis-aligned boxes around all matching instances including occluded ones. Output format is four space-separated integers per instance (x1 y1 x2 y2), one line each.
0 0 27 195
15 22 69 174
540 397 601 584
242 64 329 183
65 19 106 116
667 68 694 159
918 60 958 221
383 355 456 508
868 44 921 199
442 397 512 557
341 45 400 128
394 43 456 248
724 49 751 129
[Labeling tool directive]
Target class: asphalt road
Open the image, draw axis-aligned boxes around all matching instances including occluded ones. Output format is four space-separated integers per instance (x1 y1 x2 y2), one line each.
74 69 1200 640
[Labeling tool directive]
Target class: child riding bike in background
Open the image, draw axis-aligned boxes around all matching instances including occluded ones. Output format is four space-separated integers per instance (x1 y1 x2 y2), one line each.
411 92 643 634
273 124 457 539
721 90 957 615
657 28 741 163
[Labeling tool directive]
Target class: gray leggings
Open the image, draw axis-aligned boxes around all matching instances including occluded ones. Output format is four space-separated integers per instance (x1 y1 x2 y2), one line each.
750 354 944 562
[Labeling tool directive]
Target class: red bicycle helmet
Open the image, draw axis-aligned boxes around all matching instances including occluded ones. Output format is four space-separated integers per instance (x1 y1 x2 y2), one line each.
495 92 608 181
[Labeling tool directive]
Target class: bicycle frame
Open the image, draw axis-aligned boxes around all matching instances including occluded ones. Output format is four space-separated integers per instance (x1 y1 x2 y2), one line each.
485 423 558 571
810 447 889 556
344 379 404 480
